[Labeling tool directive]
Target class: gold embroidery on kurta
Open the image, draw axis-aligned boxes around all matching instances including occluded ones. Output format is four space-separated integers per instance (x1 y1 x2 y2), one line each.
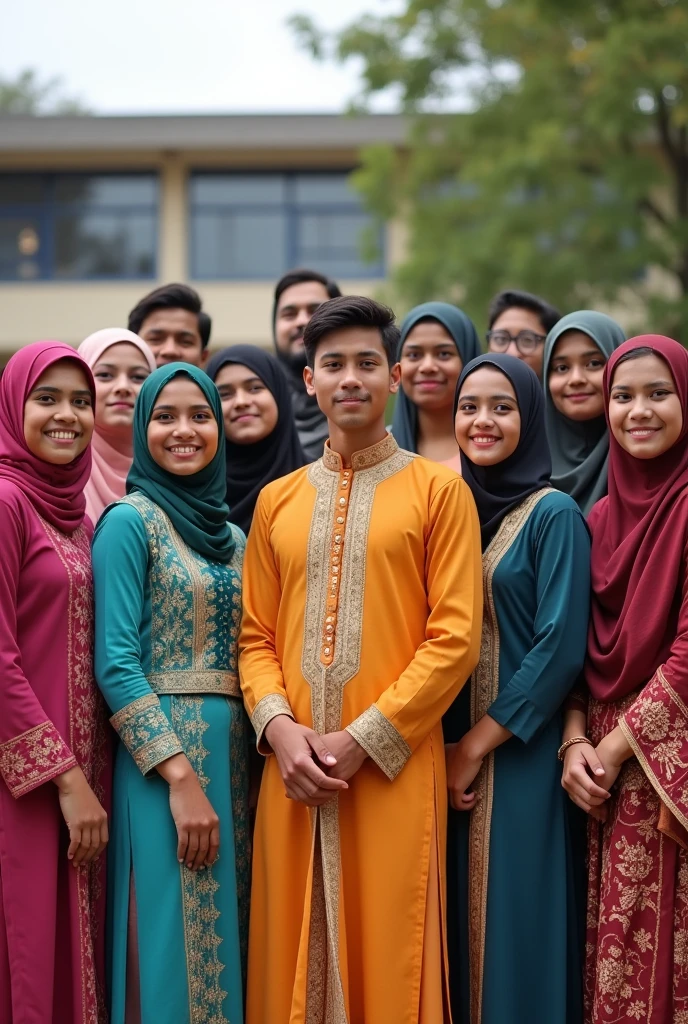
301 436 414 1024
250 692 294 752
346 704 411 781
468 487 552 1024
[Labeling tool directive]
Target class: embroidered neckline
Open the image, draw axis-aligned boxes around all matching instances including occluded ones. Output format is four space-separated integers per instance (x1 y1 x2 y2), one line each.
321 432 398 473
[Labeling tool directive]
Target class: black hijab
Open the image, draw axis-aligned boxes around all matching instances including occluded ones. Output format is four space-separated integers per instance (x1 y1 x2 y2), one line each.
206 345 306 535
455 353 551 549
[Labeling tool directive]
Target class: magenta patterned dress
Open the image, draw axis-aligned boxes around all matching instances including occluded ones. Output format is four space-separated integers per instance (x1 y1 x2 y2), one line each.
0 480 110 1023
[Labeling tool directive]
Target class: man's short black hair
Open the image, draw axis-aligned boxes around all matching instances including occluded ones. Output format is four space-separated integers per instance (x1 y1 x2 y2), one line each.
273 268 341 323
488 289 561 334
303 295 399 368
128 283 211 349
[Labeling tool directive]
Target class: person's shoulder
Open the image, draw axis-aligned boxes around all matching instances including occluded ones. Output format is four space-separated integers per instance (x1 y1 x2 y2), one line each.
401 452 460 488
94 498 148 542
0 478 28 511
537 489 582 516
258 464 312 509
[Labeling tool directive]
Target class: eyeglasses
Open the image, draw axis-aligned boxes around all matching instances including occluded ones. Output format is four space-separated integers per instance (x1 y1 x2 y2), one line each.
486 330 547 355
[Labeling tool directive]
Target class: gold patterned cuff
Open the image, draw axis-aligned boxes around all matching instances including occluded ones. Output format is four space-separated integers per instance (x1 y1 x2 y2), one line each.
346 705 411 781
110 693 183 776
251 693 294 755
0 721 76 798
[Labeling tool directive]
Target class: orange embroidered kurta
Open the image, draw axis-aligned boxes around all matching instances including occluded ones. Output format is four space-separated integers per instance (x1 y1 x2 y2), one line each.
239 434 482 1024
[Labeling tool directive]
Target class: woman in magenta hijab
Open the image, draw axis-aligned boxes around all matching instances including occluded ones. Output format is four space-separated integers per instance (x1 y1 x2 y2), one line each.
0 342 110 1023
78 328 156 523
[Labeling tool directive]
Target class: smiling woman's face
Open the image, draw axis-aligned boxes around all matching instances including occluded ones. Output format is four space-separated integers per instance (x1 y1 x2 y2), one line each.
213 362 279 445
92 342 152 435
548 330 607 422
23 359 94 465
146 377 219 476
608 352 682 460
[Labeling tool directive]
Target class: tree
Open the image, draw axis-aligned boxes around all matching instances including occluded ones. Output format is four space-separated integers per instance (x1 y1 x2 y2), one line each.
291 0 688 335
0 69 88 115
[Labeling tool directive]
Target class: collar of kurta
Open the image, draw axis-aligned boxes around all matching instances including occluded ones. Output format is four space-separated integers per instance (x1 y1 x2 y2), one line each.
322 432 399 473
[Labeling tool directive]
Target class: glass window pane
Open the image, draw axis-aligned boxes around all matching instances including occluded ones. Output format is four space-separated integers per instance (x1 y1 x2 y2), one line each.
293 174 359 205
54 175 157 205
192 211 286 278
53 212 156 278
0 217 44 279
190 175 285 206
298 212 381 277
0 175 46 205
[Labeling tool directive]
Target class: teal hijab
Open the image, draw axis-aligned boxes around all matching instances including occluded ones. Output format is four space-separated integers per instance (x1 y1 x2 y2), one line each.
391 302 482 452
543 311 625 516
126 362 235 562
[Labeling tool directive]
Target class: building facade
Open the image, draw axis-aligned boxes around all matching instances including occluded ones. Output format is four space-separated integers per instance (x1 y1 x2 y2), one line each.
0 113 408 359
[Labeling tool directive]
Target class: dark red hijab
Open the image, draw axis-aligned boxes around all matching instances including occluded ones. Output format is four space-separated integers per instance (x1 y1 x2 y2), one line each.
0 341 94 534
586 335 688 700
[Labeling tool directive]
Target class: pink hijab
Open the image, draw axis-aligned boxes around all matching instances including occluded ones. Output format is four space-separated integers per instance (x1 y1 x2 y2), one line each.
78 328 156 523
0 341 94 534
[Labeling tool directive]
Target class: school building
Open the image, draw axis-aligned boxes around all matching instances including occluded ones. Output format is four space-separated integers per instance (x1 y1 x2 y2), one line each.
0 113 409 359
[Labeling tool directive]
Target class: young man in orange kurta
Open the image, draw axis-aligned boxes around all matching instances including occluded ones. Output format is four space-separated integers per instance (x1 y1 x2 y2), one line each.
239 295 482 1024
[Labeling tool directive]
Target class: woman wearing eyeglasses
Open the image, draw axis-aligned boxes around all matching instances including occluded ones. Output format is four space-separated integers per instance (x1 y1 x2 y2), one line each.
485 289 561 379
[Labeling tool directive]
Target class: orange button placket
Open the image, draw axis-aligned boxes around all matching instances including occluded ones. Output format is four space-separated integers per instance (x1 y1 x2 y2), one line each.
321 468 352 666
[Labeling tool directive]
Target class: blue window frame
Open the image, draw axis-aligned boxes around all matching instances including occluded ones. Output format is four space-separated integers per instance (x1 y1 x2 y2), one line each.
0 173 159 282
189 171 384 280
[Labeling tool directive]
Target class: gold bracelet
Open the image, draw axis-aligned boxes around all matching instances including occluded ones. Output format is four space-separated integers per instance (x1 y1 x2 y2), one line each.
557 736 591 761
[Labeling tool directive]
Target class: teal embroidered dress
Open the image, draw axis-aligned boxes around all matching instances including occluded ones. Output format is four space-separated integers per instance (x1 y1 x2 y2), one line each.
444 489 590 1024
93 493 249 1024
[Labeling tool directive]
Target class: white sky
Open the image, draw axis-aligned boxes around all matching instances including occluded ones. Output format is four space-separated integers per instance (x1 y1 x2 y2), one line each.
0 0 404 114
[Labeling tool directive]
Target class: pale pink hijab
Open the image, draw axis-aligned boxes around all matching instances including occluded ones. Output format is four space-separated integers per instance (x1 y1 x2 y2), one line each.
78 328 156 523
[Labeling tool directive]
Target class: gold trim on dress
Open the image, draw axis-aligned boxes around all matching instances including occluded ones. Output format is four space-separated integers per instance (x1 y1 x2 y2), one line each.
250 692 294 753
148 670 241 697
321 431 401 473
0 720 76 798
346 704 411 781
468 487 553 1024
110 693 183 776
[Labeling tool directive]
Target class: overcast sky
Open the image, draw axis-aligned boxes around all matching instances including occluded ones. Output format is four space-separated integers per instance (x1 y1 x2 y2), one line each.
1 0 404 114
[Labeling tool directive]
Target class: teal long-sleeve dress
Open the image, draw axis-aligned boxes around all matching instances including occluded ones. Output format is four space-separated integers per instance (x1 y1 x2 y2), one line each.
92 494 250 1024
444 488 590 1024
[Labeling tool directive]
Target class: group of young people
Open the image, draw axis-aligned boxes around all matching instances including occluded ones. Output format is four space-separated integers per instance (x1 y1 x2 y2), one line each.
0 268 685 1024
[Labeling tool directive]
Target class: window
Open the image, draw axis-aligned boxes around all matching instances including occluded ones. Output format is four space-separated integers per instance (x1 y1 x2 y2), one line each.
189 171 384 280
0 173 158 281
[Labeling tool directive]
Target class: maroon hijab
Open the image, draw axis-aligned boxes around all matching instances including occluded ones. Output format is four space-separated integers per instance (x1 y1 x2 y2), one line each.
586 335 688 700
0 341 94 534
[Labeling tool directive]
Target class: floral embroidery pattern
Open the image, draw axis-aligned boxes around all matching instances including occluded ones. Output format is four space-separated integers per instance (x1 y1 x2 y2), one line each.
228 697 251 983
250 692 293 753
586 696 688 1023
121 495 244 696
172 696 229 1024
110 693 182 776
41 519 108 1023
346 704 411 781
0 721 76 797
621 670 688 831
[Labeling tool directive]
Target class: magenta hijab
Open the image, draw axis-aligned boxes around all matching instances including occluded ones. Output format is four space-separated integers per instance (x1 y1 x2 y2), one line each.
0 341 94 533
78 328 156 523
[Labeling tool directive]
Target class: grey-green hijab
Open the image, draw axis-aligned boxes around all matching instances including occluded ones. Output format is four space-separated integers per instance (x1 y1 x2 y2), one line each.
391 301 481 452
543 310 625 516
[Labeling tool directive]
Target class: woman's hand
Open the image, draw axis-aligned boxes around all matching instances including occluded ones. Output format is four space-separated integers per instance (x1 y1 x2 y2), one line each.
54 765 108 867
446 740 483 812
594 726 633 796
158 753 220 871
561 741 611 817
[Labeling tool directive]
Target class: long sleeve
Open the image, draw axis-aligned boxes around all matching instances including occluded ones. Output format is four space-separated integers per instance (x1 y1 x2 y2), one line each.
0 493 76 798
620 539 688 830
487 505 591 743
92 502 182 775
239 492 294 753
346 477 483 780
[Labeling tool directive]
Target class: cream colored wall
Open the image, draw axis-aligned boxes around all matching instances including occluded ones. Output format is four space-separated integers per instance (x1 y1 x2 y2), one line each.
0 148 394 358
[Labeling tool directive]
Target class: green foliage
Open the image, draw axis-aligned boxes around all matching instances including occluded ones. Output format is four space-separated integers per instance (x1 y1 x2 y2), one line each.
291 0 688 336
0 69 88 115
